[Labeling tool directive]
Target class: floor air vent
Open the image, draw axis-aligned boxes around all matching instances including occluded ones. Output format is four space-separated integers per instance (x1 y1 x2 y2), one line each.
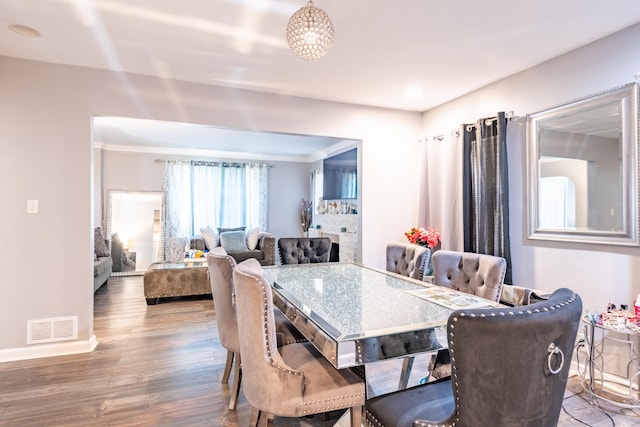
27 316 78 344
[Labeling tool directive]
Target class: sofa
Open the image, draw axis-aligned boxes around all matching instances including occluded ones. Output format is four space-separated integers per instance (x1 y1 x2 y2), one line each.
190 229 275 266
94 256 112 292
94 226 113 292
111 233 136 272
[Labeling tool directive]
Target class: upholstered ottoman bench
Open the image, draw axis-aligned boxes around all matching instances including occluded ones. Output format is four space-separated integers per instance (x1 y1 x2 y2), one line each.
143 261 211 305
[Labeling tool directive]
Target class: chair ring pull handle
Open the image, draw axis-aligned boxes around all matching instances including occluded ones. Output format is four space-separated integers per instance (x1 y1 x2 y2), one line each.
547 342 564 375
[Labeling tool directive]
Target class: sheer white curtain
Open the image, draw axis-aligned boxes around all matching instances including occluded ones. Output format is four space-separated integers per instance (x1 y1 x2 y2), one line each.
418 133 464 251
192 162 222 232
163 161 192 261
336 169 357 199
163 161 268 261
245 163 268 232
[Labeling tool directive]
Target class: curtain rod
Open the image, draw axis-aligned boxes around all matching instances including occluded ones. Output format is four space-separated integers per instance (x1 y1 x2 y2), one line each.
154 159 273 167
428 111 519 142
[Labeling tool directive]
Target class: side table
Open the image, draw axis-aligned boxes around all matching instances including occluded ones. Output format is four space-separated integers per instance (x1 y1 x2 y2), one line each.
578 316 640 408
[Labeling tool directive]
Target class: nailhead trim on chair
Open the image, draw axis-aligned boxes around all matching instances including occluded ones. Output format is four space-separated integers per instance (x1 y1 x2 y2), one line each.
413 423 452 427
300 394 365 415
222 255 237 304
247 274 302 377
146 292 212 298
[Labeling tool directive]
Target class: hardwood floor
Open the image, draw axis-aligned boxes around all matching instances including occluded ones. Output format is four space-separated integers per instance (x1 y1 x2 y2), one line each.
0 275 638 426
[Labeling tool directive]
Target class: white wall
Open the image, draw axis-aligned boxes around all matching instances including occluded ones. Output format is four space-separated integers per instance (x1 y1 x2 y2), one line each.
0 55 421 358
421 23 640 312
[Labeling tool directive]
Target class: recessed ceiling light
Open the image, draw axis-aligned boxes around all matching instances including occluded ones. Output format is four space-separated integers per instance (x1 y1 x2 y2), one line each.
8 23 41 38
404 87 423 99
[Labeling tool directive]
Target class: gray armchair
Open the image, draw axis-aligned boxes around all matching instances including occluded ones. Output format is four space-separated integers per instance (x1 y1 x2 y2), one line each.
364 288 583 427
233 258 365 426
277 237 332 264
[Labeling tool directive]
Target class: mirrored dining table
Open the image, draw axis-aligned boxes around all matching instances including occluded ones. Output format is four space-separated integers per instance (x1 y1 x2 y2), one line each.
263 262 495 370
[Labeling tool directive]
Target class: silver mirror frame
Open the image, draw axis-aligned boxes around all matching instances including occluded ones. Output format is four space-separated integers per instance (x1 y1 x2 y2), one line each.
527 83 639 246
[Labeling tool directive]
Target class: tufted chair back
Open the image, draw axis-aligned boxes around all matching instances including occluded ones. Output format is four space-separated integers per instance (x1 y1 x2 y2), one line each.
385 242 431 281
431 250 506 303
364 288 583 427
233 258 365 425
278 237 332 264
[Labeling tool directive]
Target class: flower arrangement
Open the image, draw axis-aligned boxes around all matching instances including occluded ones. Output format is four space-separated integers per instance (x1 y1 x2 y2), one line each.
405 227 440 249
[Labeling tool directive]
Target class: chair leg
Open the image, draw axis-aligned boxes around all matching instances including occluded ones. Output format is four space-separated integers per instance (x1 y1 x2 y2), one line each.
229 353 242 410
425 350 443 382
256 410 271 427
222 350 234 384
350 405 362 427
249 407 260 426
398 356 415 390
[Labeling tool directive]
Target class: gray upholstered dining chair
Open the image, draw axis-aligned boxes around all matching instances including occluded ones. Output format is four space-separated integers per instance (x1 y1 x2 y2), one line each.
427 250 508 380
385 242 431 281
205 248 304 410
233 258 365 426
431 249 507 302
364 287 583 427
278 237 333 264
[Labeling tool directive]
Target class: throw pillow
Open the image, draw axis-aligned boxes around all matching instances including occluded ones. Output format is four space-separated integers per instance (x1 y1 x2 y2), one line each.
217 226 246 235
94 227 110 257
246 227 260 250
200 225 219 250
220 230 249 252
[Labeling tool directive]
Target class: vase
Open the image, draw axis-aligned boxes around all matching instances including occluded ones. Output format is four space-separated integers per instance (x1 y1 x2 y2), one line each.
424 241 441 276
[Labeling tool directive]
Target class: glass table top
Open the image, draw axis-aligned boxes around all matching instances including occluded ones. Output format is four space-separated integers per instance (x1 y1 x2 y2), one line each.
147 261 207 270
263 262 454 342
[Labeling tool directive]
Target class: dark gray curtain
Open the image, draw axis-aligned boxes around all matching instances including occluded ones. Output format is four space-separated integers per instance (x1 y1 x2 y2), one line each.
462 111 512 283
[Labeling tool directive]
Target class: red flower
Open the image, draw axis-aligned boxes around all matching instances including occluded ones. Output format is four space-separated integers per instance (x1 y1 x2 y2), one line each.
405 227 440 249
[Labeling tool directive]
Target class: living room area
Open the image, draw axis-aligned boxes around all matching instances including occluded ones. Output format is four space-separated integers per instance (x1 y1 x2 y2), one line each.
93 119 363 273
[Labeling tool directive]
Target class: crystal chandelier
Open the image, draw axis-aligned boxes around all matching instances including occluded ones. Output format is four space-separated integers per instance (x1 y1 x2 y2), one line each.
286 1 334 60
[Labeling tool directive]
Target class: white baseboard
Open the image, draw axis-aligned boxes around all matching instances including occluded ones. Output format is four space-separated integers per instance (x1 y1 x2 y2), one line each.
0 335 98 363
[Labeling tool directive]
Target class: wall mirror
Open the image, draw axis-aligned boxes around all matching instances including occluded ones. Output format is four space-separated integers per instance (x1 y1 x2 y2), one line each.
527 83 639 246
106 190 164 276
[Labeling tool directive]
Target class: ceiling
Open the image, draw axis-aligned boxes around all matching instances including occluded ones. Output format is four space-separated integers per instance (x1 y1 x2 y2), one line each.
3 0 640 159
93 116 356 162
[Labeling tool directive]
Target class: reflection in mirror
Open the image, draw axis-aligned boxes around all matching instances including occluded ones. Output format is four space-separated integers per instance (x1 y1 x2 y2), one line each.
527 83 639 246
106 191 164 276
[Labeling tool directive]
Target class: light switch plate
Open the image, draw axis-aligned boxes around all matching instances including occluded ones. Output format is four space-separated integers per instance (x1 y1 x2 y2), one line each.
27 199 38 214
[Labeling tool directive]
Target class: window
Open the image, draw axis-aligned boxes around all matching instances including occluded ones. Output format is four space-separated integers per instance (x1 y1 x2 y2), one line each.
163 160 268 260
